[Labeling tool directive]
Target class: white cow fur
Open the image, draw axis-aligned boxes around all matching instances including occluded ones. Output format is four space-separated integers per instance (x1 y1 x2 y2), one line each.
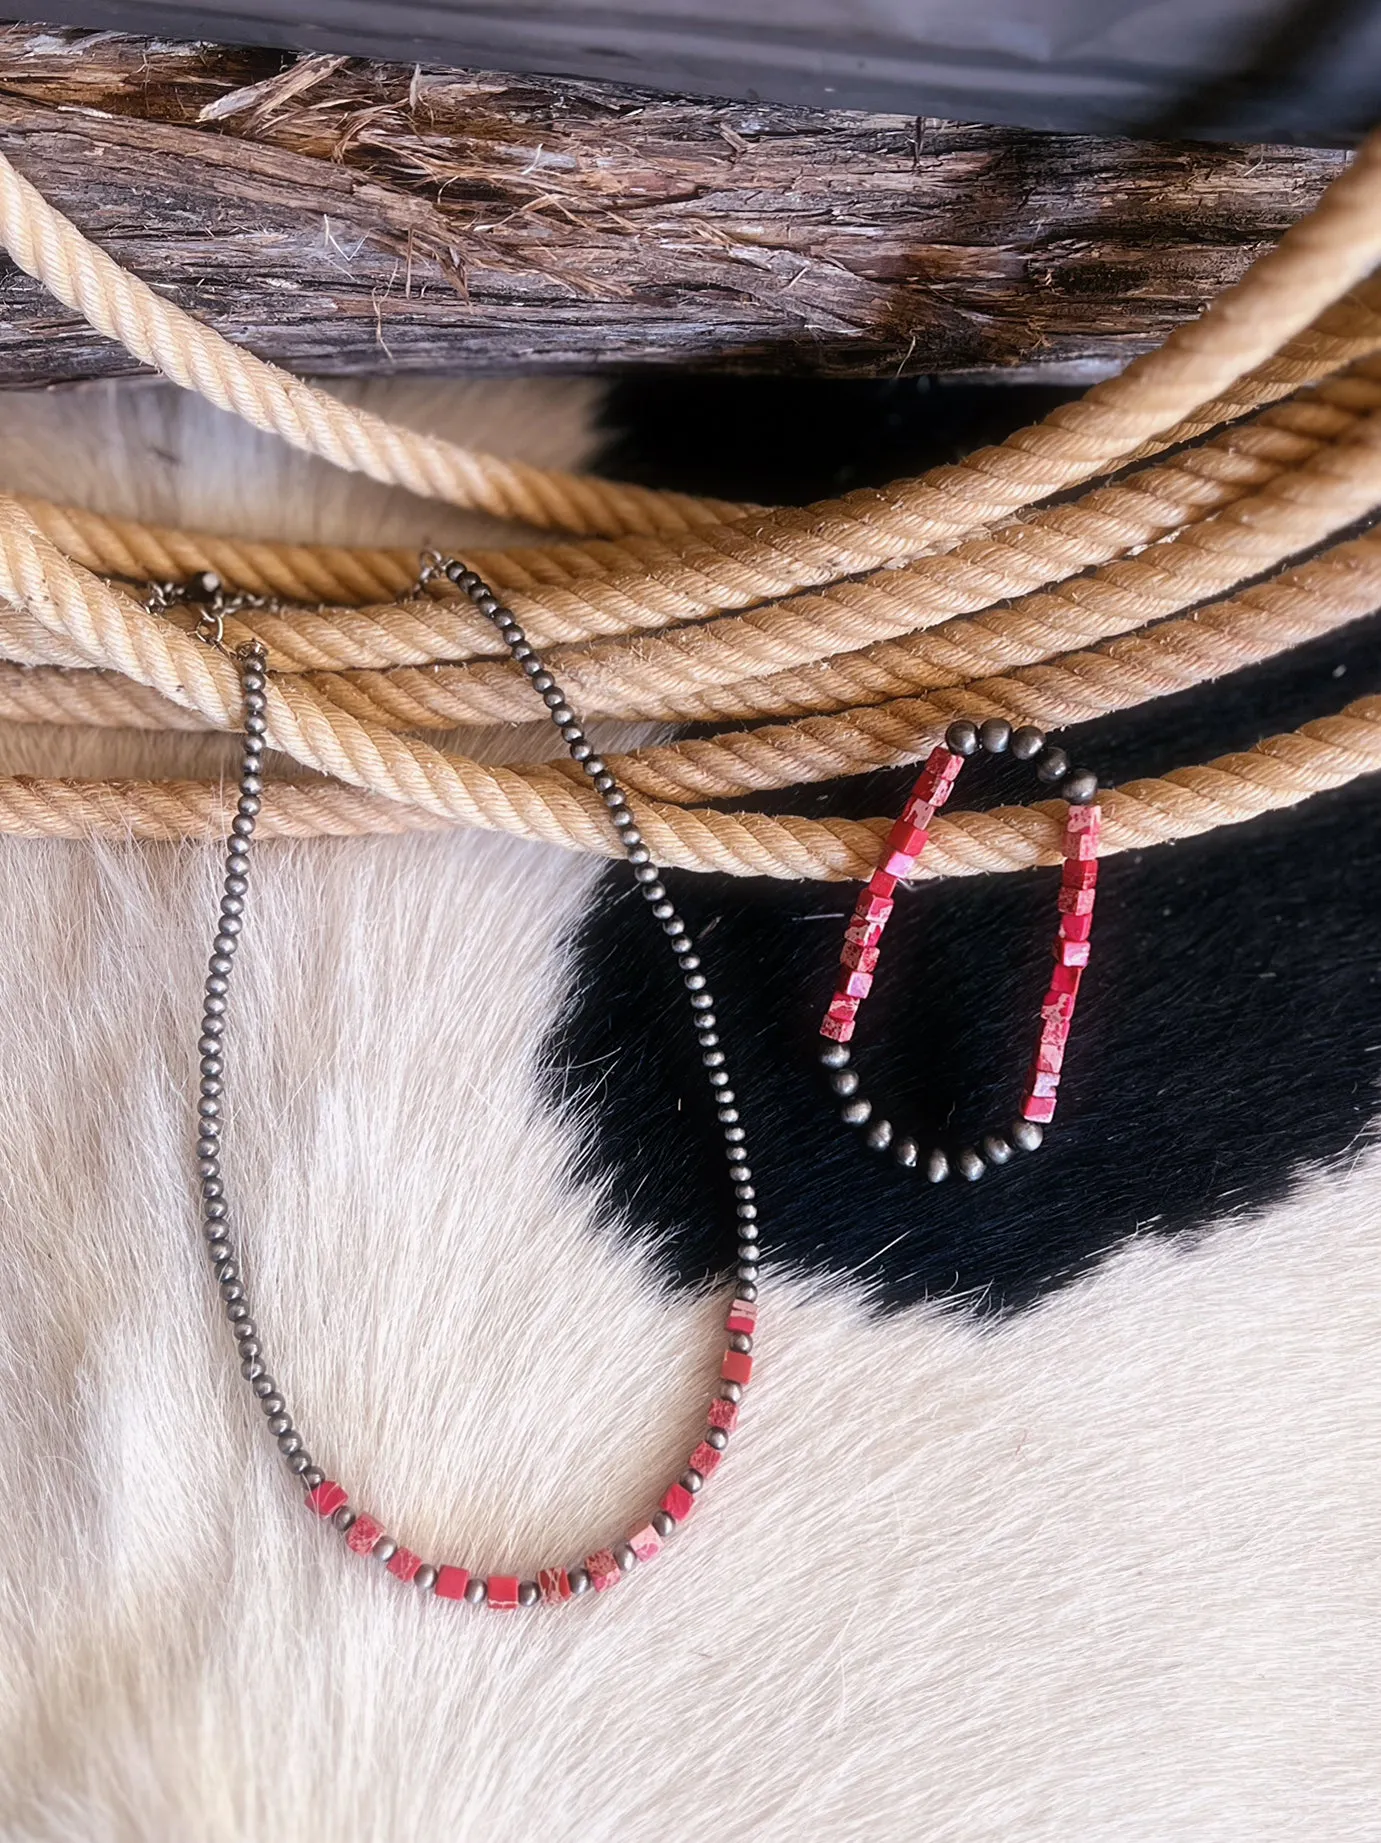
0 377 1376 1842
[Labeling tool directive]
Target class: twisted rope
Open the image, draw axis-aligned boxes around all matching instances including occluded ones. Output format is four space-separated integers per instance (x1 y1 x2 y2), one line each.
0 137 1373 870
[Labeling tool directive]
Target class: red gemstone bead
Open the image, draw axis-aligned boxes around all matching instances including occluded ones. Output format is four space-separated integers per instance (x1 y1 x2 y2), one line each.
721 1349 754 1386
662 1483 696 1522
726 1304 757 1336
586 1550 621 1592
346 1513 385 1556
840 939 880 974
822 992 860 1040
690 1441 723 1478
1054 936 1090 967
1022 1093 1058 1123
1061 857 1099 891
708 1396 740 1432
435 1565 471 1600
914 746 963 805
487 1575 520 1610
867 869 898 899
857 892 894 924
1064 801 1102 847
900 794 937 831
845 915 885 949
1034 1035 1066 1074
881 848 918 880
842 968 873 1000
628 1524 663 1563
1058 885 1097 915
539 1566 571 1605
1049 962 1082 997
387 1547 423 1583
1026 1067 1060 1099
306 1480 347 1519
1059 910 1094 941
886 819 930 859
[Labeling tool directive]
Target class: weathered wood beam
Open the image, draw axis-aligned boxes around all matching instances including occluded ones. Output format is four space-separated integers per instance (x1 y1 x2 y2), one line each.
0 24 1350 385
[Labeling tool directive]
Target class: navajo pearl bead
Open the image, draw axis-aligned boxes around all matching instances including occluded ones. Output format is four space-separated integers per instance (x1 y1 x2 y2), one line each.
926 1150 950 1183
957 1148 985 1182
1036 746 1070 783
1063 768 1099 804
945 719 979 755
1011 1119 1045 1153
982 1133 1014 1166
979 717 1012 754
840 1097 872 1126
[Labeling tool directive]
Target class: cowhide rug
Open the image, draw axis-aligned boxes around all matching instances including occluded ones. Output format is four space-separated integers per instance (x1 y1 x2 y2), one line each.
0 374 1376 1842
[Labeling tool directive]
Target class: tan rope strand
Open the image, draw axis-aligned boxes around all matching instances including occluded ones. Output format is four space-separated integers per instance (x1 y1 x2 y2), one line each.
6 136 1381 599
1 499 1374 754
0 699 1373 883
590 529 1381 799
14 360 1381 686
0 152 746 542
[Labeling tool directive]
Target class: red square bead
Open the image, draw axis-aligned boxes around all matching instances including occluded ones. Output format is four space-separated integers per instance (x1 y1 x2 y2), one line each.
708 1397 740 1432
539 1567 571 1605
346 1513 384 1556
1022 1093 1058 1122
1059 910 1093 942
661 1483 696 1523
1034 1035 1066 1074
1054 936 1090 967
881 848 917 880
722 1349 754 1386
628 1524 663 1563
387 1547 422 1583
726 1301 757 1335
845 915 885 949
1065 800 1102 835
820 1009 855 1043
1049 962 1082 997
901 794 936 831
435 1565 470 1600
867 869 898 899
690 1441 723 1478
840 939 880 974
1064 827 1100 862
887 815 930 857
306 1480 347 1519
1027 1067 1061 1099
487 1575 520 1610
914 746 963 805
1041 991 1077 1028
1058 886 1096 915
826 989 860 1023
857 892 894 924
586 1550 622 1592
842 968 873 1000
1062 857 1099 891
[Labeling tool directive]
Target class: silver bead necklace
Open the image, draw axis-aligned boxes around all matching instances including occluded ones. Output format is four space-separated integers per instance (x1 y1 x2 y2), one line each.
191 558 761 1608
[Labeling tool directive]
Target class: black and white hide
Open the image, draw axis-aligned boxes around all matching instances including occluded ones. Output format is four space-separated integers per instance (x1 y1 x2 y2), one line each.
0 374 1376 1843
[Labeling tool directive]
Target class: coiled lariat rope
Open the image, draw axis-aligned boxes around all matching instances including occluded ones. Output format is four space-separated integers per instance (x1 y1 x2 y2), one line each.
0 134 1378 877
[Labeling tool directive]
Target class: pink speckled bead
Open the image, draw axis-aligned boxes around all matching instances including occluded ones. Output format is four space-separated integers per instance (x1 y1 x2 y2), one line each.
708 1396 739 1433
628 1524 663 1564
586 1550 621 1592
346 1513 385 1556
689 1441 723 1479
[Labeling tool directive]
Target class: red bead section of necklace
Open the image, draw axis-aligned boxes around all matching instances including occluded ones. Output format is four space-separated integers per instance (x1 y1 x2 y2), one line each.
301 1294 756 1609
822 743 964 1046
1023 801 1102 1125
817 719 1103 1177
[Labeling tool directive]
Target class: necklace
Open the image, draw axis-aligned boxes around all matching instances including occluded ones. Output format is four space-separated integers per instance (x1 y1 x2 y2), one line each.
192 558 760 1608
818 716 1103 1181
